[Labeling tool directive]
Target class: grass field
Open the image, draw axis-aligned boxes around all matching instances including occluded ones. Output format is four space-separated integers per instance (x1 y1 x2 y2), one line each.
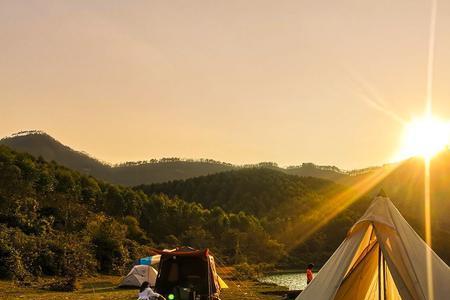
0 276 284 300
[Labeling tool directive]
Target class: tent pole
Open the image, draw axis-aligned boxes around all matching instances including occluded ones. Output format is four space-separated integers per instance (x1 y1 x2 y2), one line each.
378 245 382 300
383 258 387 300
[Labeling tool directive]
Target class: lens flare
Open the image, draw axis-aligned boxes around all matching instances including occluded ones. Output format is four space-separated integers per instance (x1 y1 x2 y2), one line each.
396 115 450 161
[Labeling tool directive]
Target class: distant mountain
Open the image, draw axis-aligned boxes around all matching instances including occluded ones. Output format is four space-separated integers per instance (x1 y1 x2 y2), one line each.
0 131 112 179
284 163 348 181
0 131 236 185
0 131 351 185
111 160 235 186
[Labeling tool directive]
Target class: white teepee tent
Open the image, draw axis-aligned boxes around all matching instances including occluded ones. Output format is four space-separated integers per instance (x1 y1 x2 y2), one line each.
297 196 450 300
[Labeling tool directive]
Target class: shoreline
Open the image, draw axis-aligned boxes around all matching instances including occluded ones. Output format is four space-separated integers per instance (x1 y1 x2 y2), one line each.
262 269 306 275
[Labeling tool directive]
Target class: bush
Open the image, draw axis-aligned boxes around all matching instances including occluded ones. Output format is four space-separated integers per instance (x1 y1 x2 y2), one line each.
233 263 259 280
42 276 79 292
0 225 96 279
233 263 274 280
0 226 28 280
59 235 97 277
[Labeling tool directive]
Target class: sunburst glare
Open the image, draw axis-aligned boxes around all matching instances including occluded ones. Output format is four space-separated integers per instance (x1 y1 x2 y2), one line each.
396 114 450 161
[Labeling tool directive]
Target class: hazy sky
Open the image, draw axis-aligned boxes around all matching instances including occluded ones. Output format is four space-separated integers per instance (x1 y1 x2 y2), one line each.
2 0 450 169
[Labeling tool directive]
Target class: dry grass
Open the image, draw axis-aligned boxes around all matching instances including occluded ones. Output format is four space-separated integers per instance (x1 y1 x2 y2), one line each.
0 276 283 300
0 276 134 300
221 280 285 300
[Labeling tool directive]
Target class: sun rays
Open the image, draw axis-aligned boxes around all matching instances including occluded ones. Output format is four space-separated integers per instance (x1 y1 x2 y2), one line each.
425 0 438 298
281 164 398 252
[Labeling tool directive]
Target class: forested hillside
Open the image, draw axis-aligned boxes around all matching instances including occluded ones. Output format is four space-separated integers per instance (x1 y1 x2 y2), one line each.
1 140 449 285
138 169 370 265
0 144 370 279
0 145 284 282
138 158 450 265
137 168 340 218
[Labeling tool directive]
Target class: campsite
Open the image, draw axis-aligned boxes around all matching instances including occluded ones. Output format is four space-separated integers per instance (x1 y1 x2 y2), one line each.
2 0 450 299
2 184 448 299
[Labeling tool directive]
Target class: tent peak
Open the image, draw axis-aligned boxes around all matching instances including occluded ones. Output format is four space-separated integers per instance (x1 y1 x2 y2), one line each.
349 196 396 234
377 189 388 197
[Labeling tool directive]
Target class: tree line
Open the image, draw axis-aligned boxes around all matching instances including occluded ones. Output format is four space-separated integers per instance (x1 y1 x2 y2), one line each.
0 145 283 283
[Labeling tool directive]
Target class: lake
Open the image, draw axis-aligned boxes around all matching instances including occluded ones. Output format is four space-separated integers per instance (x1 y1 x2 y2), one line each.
259 272 313 290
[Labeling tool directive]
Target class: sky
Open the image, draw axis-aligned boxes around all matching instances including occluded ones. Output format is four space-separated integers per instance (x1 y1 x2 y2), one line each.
1 0 450 169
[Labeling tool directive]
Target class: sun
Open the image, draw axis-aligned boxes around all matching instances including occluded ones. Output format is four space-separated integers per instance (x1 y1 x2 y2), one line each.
396 115 450 160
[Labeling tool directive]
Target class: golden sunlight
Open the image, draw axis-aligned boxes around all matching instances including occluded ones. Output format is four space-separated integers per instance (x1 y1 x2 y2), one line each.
397 115 450 160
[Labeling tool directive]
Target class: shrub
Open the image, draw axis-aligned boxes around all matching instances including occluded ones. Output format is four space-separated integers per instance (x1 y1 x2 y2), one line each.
233 263 259 280
0 226 28 280
0 225 96 279
42 276 79 292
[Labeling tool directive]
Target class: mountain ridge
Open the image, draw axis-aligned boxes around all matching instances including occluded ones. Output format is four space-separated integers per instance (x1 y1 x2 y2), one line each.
1 130 366 185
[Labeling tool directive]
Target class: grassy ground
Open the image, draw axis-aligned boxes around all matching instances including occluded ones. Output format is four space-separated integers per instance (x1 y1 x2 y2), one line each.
221 280 285 300
0 276 284 300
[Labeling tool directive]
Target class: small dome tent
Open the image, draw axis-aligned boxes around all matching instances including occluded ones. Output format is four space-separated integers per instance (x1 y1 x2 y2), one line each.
297 195 450 300
119 265 158 288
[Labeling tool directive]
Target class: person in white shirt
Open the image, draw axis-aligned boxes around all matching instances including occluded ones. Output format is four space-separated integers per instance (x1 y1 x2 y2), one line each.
138 281 166 300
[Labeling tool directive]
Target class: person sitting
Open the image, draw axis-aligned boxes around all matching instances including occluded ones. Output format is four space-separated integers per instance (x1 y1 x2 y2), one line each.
306 263 314 284
138 281 166 300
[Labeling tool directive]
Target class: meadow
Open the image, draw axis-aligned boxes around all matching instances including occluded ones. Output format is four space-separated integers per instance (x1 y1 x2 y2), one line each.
0 276 283 300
